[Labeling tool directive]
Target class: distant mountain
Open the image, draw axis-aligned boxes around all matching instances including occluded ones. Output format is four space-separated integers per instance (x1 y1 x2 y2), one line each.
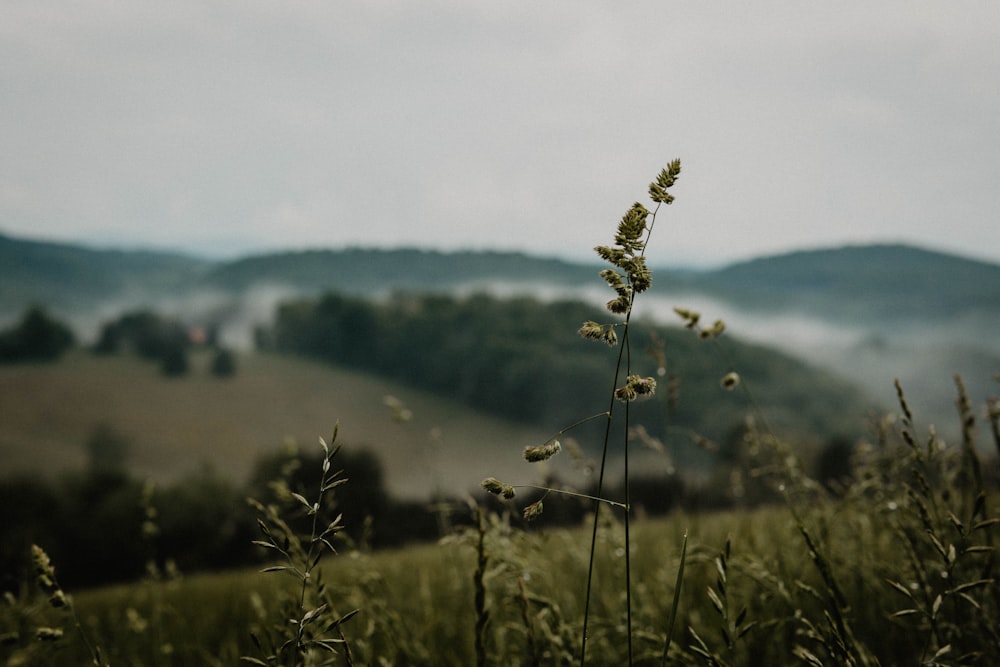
2 231 998 333
700 243 1000 325
2 231 996 440
691 244 1000 438
0 231 210 318
201 246 603 295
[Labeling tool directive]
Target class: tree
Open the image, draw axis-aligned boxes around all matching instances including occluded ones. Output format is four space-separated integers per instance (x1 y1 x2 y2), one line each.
210 347 237 377
0 305 75 362
160 339 189 377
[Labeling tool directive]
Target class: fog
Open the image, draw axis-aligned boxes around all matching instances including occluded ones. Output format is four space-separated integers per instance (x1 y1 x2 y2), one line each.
57 275 999 445
456 280 1000 440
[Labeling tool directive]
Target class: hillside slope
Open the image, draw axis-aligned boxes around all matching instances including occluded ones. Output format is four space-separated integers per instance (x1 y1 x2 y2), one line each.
0 350 551 499
0 231 209 317
3 231 998 330
702 243 1000 324
201 246 603 295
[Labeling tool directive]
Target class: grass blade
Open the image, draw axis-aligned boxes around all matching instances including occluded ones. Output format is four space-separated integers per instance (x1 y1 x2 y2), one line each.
661 530 688 665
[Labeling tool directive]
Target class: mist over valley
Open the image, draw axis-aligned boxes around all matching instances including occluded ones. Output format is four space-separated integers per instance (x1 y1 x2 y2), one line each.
3 231 999 490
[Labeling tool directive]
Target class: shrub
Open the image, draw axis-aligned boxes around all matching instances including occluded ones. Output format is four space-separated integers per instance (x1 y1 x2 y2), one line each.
211 346 237 377
0 306 75 362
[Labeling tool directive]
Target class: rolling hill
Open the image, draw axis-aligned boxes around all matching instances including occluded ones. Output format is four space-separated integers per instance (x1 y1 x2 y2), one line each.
0 349 552 500
3 230 998 333
0 231 210 317
701 243 1000 325
2 231 997 447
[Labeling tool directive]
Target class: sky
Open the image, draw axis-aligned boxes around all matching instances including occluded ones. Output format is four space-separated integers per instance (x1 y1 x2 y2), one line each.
2 1 999 268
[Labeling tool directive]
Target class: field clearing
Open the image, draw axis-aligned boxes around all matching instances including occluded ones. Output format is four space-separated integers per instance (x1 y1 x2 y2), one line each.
22 509 761 665
19 484 997 666
0 350 550 498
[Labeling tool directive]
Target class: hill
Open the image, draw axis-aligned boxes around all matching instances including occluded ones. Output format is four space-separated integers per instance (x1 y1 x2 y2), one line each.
701 243 1000 325
200 246 605 295
0 231 209 319
3 231 998 332
2 232 996 442
0 349 552 499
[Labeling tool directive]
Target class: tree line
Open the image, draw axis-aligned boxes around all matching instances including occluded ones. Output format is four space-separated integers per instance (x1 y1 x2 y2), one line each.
0 304 236 376
257 290 870 458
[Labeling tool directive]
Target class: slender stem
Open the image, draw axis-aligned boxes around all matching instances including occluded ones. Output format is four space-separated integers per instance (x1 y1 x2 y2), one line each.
580 314 629 666
623 324 634 665
541 411 613 444
513 485 628 510
474 506 489 667
580 179 666 666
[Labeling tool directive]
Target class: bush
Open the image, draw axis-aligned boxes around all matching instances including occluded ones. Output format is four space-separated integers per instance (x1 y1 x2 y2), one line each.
0 306 75 362
159 339 189 377
210 347 237 377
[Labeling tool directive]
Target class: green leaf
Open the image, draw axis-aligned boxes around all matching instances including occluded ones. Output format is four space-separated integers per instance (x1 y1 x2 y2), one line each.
932 644 952 660
322 478 349 493
715 556 727 584
707 586 725 615
885 579 915 599
957 592 982 610
926 531 949 560
792 646 824 667
313 639 344 653
950 578 994 594
737 620 757 639
972 518 1000 531
962 545 994 554
301 604 327 625
329 608 360 628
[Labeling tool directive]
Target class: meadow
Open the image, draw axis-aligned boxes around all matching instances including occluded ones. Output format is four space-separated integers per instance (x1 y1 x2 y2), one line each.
0 348 549 499
7 411 1000 666
3 162 999 666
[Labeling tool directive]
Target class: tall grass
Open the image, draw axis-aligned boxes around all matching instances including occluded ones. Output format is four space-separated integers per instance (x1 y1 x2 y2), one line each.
482 160 684 665
3 418 997 665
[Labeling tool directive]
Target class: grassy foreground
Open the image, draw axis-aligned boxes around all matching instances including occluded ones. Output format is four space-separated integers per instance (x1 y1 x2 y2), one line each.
7 429 999 666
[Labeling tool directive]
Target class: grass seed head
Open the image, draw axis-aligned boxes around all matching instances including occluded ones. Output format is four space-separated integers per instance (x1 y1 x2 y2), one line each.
523 440 561 462
35 627 64 642
721 372 740 391
522 500 544 521
481 477 516 499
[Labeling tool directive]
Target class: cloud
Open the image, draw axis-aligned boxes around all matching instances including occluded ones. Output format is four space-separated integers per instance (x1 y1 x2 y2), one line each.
2 2 999 265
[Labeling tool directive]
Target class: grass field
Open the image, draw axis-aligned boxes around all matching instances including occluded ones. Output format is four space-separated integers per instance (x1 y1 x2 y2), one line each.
4 344 996 665
11 469 998 665
0 350 551 499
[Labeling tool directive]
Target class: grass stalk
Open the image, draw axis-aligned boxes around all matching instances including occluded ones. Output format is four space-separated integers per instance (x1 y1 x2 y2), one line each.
661 530 688 665
473 506 489 667
580 162 680 665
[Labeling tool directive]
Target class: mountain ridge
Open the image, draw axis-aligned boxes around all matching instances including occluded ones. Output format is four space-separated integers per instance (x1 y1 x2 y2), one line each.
698 242 1000 324
3 230 996 443
2 229 998 328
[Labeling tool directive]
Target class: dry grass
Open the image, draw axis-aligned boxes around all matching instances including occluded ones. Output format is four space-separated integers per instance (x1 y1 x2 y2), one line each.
0 349 548 498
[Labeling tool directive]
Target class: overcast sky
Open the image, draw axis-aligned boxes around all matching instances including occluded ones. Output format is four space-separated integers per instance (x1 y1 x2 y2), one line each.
2 1 998 267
